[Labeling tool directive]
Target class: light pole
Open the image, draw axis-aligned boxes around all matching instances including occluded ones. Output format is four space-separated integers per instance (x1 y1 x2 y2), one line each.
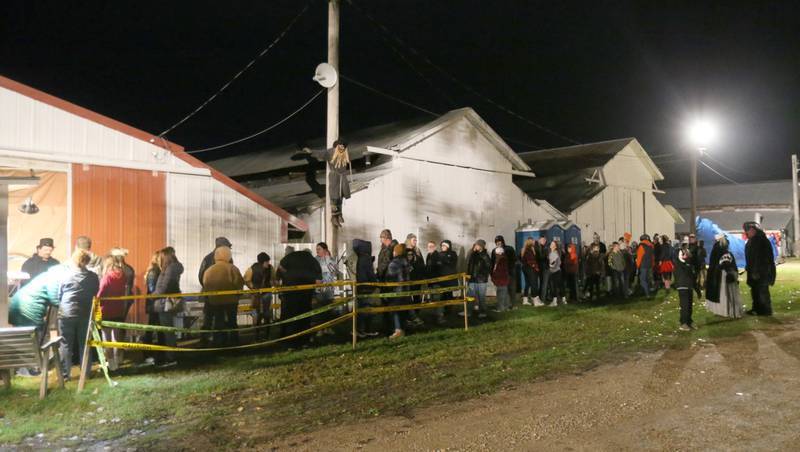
686 119 717 235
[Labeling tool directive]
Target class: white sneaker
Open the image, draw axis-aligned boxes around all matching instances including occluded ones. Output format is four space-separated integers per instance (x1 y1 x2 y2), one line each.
522 297 532 306
549 300 558 307
552 297 557 304
560 298 568 305
533 298 545 307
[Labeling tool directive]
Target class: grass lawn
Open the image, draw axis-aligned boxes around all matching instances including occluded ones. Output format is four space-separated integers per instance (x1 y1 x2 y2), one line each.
2 261 799 449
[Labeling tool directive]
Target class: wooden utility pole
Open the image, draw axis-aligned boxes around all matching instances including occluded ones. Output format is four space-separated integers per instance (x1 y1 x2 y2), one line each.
792 154 799 256
325 0 340 253
690 148 699 235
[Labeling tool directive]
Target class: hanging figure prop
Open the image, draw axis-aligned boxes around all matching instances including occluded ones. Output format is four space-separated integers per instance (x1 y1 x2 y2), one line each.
327 139 352 227
292 139 352 228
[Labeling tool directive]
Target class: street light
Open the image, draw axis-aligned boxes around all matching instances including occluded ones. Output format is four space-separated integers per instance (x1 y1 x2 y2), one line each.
685 117 718 234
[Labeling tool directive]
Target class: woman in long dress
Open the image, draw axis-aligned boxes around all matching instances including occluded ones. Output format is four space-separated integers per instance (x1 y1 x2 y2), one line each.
705 235 743 318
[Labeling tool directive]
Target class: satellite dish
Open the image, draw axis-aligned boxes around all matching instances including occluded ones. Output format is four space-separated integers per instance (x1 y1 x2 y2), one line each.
313 63 338 88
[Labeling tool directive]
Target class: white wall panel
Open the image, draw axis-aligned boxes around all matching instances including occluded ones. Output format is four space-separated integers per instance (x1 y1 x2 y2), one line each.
0 86 196 173
167 174 283 293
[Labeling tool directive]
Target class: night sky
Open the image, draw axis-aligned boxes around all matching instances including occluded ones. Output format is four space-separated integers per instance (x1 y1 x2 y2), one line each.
2 1 798 187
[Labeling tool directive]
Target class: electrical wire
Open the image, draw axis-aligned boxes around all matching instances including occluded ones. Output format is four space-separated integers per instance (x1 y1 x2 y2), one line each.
701 150 755 177
346 0 581 146
158 2 311 138
698 159 741 185
341 75 440 117
188 89 324 154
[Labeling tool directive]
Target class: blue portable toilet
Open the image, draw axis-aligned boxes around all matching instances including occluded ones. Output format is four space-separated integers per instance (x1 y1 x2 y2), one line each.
563 222 582 257
544 221 566 246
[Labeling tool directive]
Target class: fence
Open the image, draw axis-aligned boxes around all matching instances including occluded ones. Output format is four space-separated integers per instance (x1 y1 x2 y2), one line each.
77 273 473 391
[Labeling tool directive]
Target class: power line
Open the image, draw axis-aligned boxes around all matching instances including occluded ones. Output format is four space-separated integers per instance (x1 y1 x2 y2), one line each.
158 2 311 138
188 89 324 154
699 159 741 185
701 150 755 177
341 75 440 117
345 0 581 146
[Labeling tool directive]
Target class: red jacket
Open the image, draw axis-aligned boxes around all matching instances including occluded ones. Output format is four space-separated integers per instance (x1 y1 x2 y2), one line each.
564 244 579 274
491 255 510 286
98 269 127 320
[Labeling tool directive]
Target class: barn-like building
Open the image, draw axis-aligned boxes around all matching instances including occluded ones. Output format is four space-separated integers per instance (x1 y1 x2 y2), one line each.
0 75 306 325
515 138 680 243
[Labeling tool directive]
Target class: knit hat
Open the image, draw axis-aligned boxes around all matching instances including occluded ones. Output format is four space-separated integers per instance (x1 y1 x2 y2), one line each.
393 243 406 257
640 234 650 242
215 237 232 248
441 240 452 250
110 247 129 257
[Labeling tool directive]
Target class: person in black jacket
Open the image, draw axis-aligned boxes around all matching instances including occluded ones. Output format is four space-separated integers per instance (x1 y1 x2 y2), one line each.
467 239 491 318
352 239 379 338
674 242 696 331
386 244 410 339
152 247 184 365
491 235 517 307
404 234 426 327
277 250 322 346
744 222 776 316
434 240 459 324
57 249 99 380
21 238 60 286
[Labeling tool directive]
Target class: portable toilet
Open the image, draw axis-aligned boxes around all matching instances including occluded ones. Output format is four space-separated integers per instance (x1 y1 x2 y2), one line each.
544 221 566 246
563 222 582 257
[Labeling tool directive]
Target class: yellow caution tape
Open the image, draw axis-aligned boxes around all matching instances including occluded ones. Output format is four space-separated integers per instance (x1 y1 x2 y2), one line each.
90 313 353 352
356 273 466 288
360 297 474 314
98 280 355 302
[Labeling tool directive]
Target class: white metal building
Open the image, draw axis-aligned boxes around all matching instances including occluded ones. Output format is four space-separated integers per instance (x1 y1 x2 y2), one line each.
0 75 306 322
515 138 678 243
211 108 564 263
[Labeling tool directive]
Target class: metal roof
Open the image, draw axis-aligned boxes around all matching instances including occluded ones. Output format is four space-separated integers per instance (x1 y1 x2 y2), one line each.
208 108 531 213
656 180 793 209
512 138 663 212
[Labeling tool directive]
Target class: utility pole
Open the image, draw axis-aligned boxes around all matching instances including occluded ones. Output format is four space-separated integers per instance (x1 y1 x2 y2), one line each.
325 0 340 253
690 148 699 235
792 154 800 256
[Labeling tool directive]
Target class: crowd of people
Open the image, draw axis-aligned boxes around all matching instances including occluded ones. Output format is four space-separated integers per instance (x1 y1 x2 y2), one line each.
6 221 777 375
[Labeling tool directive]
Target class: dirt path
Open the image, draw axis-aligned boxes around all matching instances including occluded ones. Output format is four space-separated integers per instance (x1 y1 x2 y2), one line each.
264 321 800 451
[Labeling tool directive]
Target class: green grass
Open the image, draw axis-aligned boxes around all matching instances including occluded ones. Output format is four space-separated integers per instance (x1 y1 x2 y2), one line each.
2 261 800 448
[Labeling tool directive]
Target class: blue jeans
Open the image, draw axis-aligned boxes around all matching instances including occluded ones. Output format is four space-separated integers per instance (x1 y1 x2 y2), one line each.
468 282 488 313
495 285 510 311
639 268 652 297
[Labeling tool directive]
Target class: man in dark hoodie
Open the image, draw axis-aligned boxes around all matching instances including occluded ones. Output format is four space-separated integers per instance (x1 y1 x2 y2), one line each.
492 235 517 306
744 222 776 316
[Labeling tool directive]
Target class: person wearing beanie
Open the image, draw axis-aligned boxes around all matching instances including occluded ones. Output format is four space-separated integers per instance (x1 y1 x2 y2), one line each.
467 239 491 318
491 235 518 307
385 243 410 339
520 238 540 306
244 252 274 330
434 239 459 324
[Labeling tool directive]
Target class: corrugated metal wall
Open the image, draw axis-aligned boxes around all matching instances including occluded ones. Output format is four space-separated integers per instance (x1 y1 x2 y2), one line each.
71 164 166 323
167 173 283 293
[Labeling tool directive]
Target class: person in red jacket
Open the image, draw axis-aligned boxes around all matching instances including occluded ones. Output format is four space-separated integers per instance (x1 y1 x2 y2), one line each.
491 247 511 312
97 254 129 371
563 242 580 302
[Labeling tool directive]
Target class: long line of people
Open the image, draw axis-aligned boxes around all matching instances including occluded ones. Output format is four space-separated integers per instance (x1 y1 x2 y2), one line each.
8 221 776 376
